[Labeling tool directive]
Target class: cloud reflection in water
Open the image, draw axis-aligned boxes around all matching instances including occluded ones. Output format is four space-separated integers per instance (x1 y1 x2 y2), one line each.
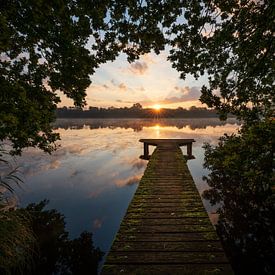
16 118 239 256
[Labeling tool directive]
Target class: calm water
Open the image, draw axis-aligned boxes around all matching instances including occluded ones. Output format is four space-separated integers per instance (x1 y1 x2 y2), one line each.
16 118 240 263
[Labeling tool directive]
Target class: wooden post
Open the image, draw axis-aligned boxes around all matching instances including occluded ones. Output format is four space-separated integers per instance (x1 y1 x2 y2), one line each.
187 143 192 157
144 143 149 158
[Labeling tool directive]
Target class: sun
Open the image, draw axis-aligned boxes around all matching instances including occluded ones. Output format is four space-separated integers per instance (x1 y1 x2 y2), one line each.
153 104 162 111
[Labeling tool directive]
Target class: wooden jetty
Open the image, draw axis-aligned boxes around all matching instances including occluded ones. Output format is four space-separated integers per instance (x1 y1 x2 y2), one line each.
101 139 233 274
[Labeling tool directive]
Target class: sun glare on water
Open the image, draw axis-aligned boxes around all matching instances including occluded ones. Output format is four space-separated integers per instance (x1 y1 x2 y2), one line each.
153 104 162 111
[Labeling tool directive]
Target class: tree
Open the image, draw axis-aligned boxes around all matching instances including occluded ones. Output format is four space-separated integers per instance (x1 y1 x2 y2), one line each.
1 1 274 154
157 0 273 121
202 121 275 273
164 0 274 121
131 103 143 110
0 0 165 154
1 1 94 154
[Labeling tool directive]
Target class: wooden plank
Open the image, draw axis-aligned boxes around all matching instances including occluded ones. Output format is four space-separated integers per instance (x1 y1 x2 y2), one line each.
115 232 220 242
118 224 214 233
131 196 202 201
125 212 209 219
101 142 232 274
129 202 204 208
105 251 228 264
102 264 233 275
135 190 201 195
127 207 206 213
111 240 224 252
120 217 213 226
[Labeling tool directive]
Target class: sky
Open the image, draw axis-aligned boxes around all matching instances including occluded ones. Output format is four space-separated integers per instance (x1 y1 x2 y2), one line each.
58 49 209 109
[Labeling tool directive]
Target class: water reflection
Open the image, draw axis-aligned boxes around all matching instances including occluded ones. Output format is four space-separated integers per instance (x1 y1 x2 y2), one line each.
9 200 103 275
16 118 240 266
53 117 239 131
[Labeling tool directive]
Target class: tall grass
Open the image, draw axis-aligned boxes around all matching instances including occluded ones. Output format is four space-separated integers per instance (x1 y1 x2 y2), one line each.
0 147 23 197
0 209 35 274
0 147 35 274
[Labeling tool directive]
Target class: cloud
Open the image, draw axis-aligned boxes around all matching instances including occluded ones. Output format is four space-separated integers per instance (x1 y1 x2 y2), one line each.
93 218 103 229
89 81 129 93
138 99 154 107
70 169 81 178
131 86 198 108
118 83 127 91
142 53 156 64
131 159 146 170
87 190 102 198
129 61 148 75
115 175 141 187
87 98 102 102
116 99 133 104
49 160 60 169
21 157 62 177
162 86 201 104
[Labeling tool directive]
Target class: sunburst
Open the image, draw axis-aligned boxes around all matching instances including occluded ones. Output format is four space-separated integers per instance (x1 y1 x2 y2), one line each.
153 104 161 111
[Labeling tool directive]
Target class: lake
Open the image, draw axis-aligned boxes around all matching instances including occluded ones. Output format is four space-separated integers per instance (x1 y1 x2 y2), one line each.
15 118 240 267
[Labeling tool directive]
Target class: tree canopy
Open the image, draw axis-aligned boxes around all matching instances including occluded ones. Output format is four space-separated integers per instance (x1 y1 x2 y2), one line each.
166 0 274 121
1 0 274 153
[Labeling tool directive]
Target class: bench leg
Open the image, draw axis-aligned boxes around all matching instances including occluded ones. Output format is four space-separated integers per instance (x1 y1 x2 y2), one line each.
187 144 192 157
144 143 149 158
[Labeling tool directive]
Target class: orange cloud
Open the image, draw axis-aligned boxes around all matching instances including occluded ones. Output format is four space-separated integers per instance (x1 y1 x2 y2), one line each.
115 175 141 187
162 86 201 103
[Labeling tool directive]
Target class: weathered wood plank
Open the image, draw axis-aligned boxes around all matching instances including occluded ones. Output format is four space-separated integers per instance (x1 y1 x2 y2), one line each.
127 207 207 214
130 202 204 208
130 199 202 204
121 217 213 226
111 240 224 252
105 251 228 264
102 264 233 275
133 195 201 199
118 224 214 234
125 211 209 219
135 190 201 195
115 232 220 242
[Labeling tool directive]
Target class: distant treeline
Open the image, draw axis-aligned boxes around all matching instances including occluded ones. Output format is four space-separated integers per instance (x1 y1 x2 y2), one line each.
56 104 230 118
